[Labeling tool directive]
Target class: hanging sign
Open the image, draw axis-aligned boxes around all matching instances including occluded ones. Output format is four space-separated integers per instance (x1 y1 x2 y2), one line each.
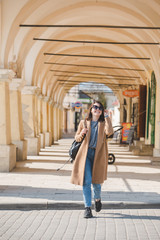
74 101 82 109
123 90 139 98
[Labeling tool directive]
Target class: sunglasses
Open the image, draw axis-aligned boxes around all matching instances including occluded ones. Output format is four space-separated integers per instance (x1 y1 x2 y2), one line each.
92 105 103 111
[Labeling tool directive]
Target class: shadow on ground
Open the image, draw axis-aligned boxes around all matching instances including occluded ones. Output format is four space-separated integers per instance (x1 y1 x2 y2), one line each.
0 185 160 204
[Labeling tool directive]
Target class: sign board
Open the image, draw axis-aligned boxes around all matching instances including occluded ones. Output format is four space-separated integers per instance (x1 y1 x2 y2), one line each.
123 90 139 98
126 125 136 144
72 101 82 109
78 98 91 104
122 123 132 143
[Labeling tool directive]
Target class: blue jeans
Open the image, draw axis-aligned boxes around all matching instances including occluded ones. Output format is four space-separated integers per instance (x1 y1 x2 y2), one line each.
83 148 101 207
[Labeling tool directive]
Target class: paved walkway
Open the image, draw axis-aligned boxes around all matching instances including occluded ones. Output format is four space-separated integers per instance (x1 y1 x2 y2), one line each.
0 209 160 240
0 138 160 210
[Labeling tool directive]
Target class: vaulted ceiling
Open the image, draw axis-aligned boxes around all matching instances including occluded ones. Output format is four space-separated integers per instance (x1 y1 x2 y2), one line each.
1 0 160 103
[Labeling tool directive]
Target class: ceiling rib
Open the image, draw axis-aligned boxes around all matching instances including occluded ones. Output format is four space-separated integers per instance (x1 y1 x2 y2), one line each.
34 38 159 45
44 53 150 60
57 79 138 84
44 62 144 71
50 70 140 78
20 24 160 30
54 75 138 81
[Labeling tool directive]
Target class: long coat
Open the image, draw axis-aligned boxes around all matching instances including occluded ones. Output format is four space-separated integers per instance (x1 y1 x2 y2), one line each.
70 117 113 186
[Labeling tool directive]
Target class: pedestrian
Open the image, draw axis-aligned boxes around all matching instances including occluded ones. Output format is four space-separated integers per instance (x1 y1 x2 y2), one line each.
71 100 113 218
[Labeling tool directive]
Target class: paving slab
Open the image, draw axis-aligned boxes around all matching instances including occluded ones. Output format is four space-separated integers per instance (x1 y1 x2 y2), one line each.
0 209 160 240
0 139 160 210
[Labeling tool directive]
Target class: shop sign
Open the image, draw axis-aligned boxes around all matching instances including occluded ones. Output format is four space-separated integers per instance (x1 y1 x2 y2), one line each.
74 101 82 109
123 90 139 98
122 123 132 143
78 98 91 104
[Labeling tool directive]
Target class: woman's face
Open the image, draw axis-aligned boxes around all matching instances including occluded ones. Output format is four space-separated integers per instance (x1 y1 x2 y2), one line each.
91 103 103 118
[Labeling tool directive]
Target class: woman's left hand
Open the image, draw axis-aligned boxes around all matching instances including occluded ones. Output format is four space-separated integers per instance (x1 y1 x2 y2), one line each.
104 110 108 118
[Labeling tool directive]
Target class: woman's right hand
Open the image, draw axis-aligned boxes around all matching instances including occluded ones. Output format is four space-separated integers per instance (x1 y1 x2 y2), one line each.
80 128 88 136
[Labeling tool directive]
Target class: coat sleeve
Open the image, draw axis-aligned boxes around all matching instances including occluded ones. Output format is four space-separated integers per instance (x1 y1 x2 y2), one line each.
104 117 113 137
75 120 85 142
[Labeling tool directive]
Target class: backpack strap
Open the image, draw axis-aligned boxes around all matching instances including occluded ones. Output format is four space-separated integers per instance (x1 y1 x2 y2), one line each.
84 118 87 128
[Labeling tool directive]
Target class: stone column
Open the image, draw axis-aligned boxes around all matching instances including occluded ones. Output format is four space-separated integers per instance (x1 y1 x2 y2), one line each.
53 103 58 141
57 105 60 140
47 99 53 146
48 100 54 145
21 86 40 155
153 84 160 159
9 78 27 161
59 106 63 139
51 103 55 143
34 89 40 137
35 89 44 149
126 97 132 123
54 104 63 140
37 94 45 148
42 96 52 147
63 108 68 133
117 93 125 124
0 69 16 172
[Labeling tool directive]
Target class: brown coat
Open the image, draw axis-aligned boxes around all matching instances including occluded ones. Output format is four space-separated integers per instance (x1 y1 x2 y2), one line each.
70 118 113 186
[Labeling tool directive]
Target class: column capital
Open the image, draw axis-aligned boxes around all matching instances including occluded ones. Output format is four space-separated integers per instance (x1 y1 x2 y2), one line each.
54 102 63 109
21 86 38 95
38 94 44 100
43 96 50 102
9 78 26 91
53 102 58 108
35 87 42 96
59 105 63 110
48 99 53 105
0 69 15 82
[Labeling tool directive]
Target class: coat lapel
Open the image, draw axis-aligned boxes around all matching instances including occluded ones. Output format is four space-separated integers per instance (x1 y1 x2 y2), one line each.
86 120 91 142
96 121 105 152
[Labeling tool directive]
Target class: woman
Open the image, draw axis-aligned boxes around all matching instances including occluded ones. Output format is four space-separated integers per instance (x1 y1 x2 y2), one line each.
71 100 113 218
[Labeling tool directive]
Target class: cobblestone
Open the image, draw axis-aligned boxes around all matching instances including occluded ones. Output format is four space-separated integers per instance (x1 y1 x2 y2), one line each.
0 209 160 240
0 140 160 239
0 142 160 209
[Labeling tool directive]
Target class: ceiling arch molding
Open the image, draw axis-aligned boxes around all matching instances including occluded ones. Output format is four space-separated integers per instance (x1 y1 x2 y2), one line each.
5 0 160 70
36 43 148 91
2 0 160 95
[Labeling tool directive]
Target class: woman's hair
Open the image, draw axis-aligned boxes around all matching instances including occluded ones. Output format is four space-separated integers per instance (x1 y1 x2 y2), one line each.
86 100 105 122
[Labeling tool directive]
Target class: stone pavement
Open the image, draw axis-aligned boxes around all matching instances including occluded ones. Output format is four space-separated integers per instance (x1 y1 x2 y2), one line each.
0 138 160 210
0 209 160 240
0 138 160 239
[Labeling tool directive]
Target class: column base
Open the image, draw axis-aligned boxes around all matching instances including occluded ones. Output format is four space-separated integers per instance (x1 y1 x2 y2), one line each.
131 141 153 156
13 140 27 161
153 148 160 157
49 132 53 145
0 144 16 172
39 133 45 148
151 157 160 165
151 148 160 165
25 137 40 156
45 132 52 147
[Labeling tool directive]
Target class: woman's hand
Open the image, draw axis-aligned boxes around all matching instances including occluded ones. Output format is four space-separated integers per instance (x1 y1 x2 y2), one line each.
104 110 109 118
80 128 88 136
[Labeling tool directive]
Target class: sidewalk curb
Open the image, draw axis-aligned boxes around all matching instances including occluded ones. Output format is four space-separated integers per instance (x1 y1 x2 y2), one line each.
0 202 160 210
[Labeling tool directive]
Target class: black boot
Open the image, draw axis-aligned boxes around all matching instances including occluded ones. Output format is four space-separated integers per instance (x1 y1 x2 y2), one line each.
84 207 93 218
95 199 102 212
